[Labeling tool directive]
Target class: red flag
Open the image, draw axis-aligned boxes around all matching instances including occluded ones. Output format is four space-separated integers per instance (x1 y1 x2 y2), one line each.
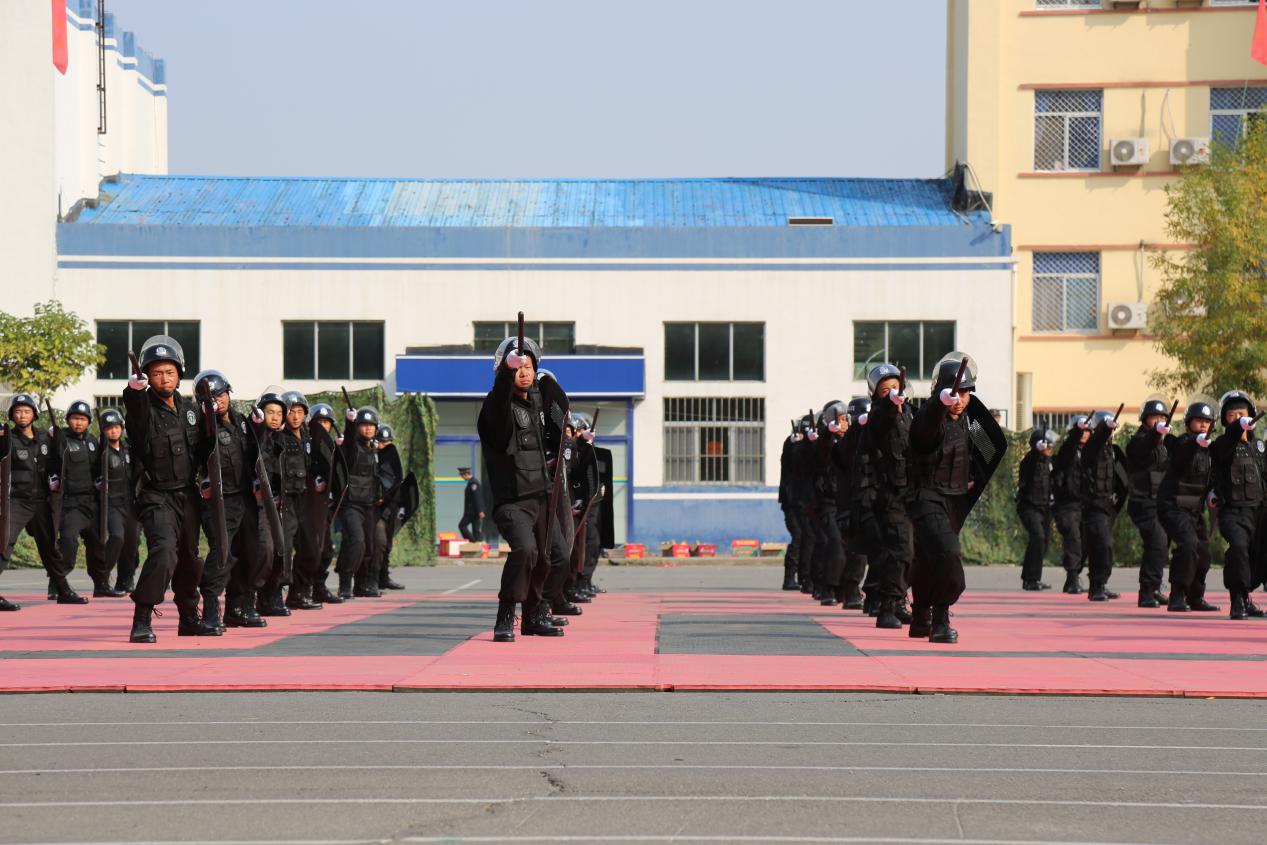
51 0 68 74
1254 0 1267 67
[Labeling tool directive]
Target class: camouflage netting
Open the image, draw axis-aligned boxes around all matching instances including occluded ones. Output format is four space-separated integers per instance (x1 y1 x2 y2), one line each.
6 388 439 569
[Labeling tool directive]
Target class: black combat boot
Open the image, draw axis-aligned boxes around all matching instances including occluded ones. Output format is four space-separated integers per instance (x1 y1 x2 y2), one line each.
240 591 268 627
1244 592 1265 618
1167 592 1190 612
782 563 799 591
353 577 381 598
130 604 157 643
93 579 126 598
314 582 343 605
115 574 135 594
521 603 564 637
929 606 958 644
337 574 354 600
1230 592 1248 620
862 594 876 616
1062 571 1083 594
258 587 291 616
378 568 405 591
1188 595 1220 612
842 589 863 610
47 578 56 600
1087 583 1110 602
0 595 20 611
493 601 516 643
1152 588 1168 604
53 577 89 605
565 587 592 604
799 578 813 595
286 587 321 610
894 599 913 624
178 612 221 637
223 595 250 628
201 594 226 633
875 599 903 630
1137 589 1160 609
551 600 582 617
820 589 837 607
907 604 932 639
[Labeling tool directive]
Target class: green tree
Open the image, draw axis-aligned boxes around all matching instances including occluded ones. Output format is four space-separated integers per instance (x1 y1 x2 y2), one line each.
1149 121 1267 398
0 300 103 398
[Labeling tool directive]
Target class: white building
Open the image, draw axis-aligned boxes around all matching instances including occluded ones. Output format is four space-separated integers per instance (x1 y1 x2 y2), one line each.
4 3 1015 548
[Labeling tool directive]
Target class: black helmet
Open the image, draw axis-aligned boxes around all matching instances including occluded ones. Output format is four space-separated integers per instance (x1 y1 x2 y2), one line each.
1139 398 1169 422
99 408 124 429
1068 414 1089 431
820 400 848 427
193 369 232 399
7 393 39 421
931 351 978 394
866 363 902 397
493 335 542 371
138 335 186 378
1029 428 1058 450
309 403 335 423
846 396 870 424
1219 390 1256 425
354 406 380 426
256 390 286 411
570 411 594 432
799 413 816 434
65 400 92 421
1184 401 1216 424
374 424 394 443
1089 410 1117 429
282 390 309 413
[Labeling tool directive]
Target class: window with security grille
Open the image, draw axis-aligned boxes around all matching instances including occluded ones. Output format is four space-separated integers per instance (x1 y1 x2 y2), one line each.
1211 87 1267 145
1034 90 1102 171
664 323 764 381
1034 0 1101 8
663 397 764 485
1032 253 1100 333
282 321 384 380
96 320 200 380
852 321 955 381
1032 412 1074 436
473 321 575 355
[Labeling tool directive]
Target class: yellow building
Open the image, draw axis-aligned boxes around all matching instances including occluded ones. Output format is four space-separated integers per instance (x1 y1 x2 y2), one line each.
947 0 1267 431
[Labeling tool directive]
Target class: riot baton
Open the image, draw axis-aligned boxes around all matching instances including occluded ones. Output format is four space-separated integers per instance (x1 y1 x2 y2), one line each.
517 311 525 356
94 408 109 541
44 398 63 546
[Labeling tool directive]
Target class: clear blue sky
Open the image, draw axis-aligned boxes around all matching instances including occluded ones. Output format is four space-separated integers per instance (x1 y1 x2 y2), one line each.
108 0 948 179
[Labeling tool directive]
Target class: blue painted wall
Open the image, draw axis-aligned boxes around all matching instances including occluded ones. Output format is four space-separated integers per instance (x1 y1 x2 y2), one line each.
630 489 788 550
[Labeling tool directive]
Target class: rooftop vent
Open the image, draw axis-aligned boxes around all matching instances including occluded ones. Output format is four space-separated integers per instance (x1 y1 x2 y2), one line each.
787 216 834 226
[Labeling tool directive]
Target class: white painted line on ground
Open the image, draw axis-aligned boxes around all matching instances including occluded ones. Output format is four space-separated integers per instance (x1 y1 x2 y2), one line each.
440 579 481 595
1 764 1265 778
3 738 1266 751
1 796 1266 811
3 719 1264 732
0 838 1193 845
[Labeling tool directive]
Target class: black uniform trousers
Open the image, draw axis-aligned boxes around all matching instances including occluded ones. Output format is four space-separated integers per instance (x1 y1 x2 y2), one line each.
1159 505 1210 602
908 491 967 609
296 492 333 589
366 514 393 587
1127 500 1169 592
812 504 846 591
1218 505 1258 593
544 512 573 604
102 499 140 587
132 488 203 617
791 509 817 586
0 496 68 578
871 494 912 602
1017 504 1051 583
852 507 882 598
58 494 106 583
335 502 374 578
782 507 801 577
264 493 304 594
1052 502 1084 573
492 495 549 606
459 511 483 543
198 494 247 599
581 510 601 581
226 503 272 606
1082 502 1116 590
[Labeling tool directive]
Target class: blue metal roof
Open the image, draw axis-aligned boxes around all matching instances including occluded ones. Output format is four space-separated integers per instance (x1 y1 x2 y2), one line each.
74 174 986 229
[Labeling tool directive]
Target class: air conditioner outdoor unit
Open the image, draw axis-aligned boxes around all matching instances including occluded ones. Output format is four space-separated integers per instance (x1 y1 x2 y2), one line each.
1109 138 1148 167
1108 302 1148 331
1170 137 1211 166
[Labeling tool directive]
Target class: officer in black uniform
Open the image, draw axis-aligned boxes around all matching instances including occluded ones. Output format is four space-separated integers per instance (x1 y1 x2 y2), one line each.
809 400 849 606
57 400 118 597
0 394 82 609
1126 398 1174 608
1157 401 1218 613
95 408 140 594
459 468 485 542
249 390 291 616
477 334 563 642
845 399 882 614
1017 428 1055 591
1081 409 1126 602
862 364 914 630
907 355 1000 643
566 412 603 604
273 390 321 610
372 423 405 593
1052 415 1090 594
123 336 217 642
832 397 870 609
1210 390 1264 620
777 418 806 591
792 414 819 594
332 405 382 599
298 403 341 604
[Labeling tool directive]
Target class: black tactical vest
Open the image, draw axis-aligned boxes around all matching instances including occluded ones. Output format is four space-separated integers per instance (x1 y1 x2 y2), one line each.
1019 451 1052 508
1082 444 1116 499
61 431 98 496
1172 437 1211 511
214 414 251 495
1052 448 1082 504
1127 430 1169 500
277 430 309 496
103 442 134 503
509 394 548 498
143 395 200 491
8 429 52 500
871 412 911 492
344 439 379 505
1224 440 1265 507
916 416 971 496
